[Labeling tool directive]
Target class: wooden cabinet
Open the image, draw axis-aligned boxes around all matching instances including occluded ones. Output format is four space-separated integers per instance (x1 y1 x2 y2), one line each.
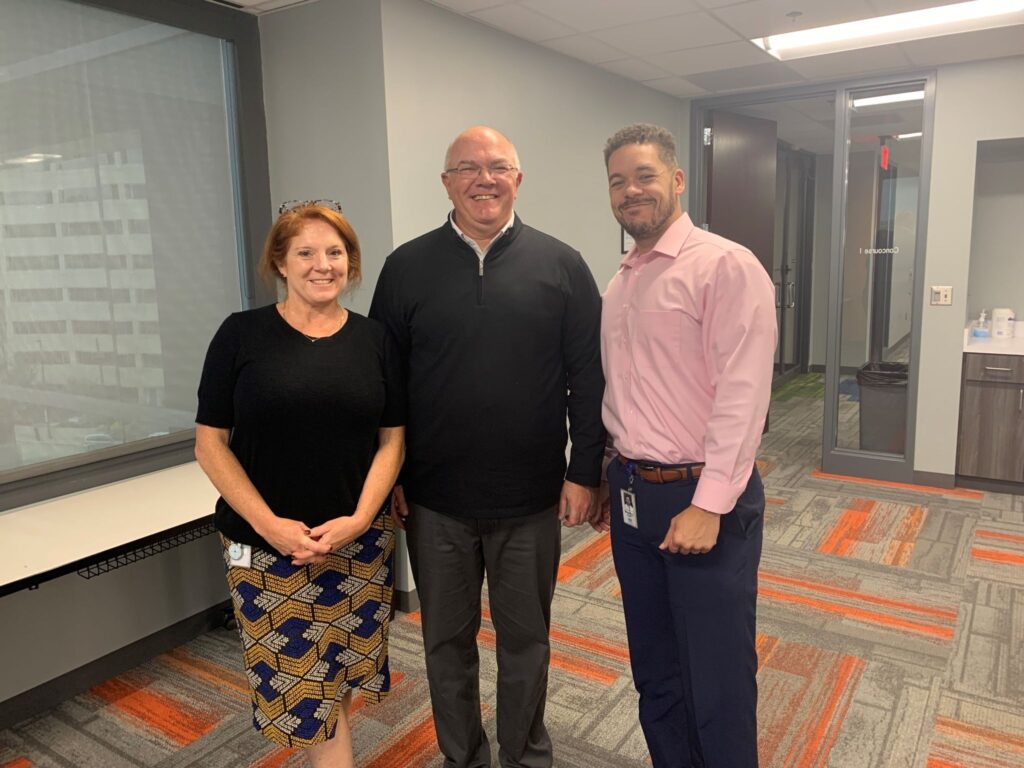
957 353 1024 483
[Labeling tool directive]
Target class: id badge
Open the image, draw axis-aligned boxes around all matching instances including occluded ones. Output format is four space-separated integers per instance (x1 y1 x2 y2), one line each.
227 541 252 568
620 489 638 528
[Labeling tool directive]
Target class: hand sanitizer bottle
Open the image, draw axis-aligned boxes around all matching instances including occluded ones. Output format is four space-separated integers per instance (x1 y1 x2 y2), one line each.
971 310 990 338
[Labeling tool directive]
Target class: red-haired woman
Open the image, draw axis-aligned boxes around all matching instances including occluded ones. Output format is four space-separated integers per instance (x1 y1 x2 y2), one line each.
195 201 404 767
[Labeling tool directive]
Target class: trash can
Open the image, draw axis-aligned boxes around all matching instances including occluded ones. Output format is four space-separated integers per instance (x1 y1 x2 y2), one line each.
856 362 908 453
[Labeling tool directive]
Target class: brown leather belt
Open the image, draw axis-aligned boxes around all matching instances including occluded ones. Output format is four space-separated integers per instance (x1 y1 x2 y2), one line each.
618 455 704 483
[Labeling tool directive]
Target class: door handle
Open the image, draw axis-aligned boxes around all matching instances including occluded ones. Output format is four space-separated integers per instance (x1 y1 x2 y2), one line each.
774 282 782 308
985 366 1012 372
1019 388 1023 412
786 281 796 309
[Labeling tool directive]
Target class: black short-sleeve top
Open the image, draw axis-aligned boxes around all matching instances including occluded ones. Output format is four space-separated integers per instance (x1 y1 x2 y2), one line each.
196 304 405 551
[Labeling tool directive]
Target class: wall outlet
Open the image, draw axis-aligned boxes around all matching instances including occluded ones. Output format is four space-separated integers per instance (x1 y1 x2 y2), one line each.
930 286 953 305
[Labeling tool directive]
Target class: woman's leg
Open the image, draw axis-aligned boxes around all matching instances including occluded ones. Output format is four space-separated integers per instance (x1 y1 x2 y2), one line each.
306 690 354 768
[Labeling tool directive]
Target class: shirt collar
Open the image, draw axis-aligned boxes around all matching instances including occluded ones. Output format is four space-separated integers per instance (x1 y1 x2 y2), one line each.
620 212 693 269
449 211 516 259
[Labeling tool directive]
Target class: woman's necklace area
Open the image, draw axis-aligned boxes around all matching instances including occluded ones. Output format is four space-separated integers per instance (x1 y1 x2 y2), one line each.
278 302 346 343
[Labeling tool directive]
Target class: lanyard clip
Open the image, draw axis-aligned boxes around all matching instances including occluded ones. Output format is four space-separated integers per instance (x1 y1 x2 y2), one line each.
625 460 637 489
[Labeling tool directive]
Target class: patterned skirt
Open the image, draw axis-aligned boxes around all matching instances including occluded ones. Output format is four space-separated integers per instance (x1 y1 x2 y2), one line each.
222 510 394 748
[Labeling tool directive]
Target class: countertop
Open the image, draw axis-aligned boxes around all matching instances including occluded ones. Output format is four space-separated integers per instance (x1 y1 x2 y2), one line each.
963 323 1024 356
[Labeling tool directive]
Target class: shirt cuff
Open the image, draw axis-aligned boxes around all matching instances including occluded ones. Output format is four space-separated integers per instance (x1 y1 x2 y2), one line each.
692 476 741 515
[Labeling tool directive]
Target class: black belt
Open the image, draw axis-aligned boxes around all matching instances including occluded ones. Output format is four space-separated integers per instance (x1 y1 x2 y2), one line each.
618 455 704 483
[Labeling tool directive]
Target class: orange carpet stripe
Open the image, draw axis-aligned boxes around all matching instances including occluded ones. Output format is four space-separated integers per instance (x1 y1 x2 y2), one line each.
251 747 298 768
91 680 221 746
759 571 959 621
549 648 619 685
818 501 873 556
1 759 33 768
925 759 965 768
475 626 620 684
364 712 437 768
766 497 786 505
548 627 631 663
792 655 864 768
561 534 612 571
755 634 780 673
810 470 984 499
883 505 926 567
970 548 1024 566
934 717 1024 751
161 649 250 699
975 529 1024 545
760 586 955 640
479 607 630 665
556 565 581 583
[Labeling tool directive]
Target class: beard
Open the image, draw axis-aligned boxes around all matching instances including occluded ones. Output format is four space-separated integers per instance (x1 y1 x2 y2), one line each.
615 199 676 241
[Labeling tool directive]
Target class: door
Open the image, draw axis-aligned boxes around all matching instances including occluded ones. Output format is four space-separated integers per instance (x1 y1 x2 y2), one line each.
775 145 815 378
704 110 777 277
822 79 930 480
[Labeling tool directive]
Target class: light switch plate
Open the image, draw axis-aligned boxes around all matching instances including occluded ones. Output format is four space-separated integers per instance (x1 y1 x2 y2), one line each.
930 286 953 305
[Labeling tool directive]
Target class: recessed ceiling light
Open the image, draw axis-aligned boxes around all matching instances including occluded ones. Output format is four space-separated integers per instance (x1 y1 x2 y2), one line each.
752 0 1024 60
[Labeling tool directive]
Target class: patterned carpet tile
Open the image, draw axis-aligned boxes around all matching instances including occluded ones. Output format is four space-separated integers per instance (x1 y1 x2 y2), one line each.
2 378 1022 767
756 636 865 768
926 692 1024 768
968 527 1024 584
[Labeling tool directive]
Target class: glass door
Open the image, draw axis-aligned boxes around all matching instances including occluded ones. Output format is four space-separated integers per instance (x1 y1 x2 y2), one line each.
821 79 931 480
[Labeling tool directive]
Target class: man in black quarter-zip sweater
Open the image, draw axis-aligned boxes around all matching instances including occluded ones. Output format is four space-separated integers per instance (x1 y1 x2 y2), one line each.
369 126 605 768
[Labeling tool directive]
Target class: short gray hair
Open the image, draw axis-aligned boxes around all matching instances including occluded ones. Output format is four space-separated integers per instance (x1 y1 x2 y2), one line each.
604 123 677 169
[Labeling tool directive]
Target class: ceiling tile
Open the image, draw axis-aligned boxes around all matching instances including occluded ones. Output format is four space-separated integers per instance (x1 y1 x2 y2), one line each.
901 25 1024 67
520 0 700 33
427 0 509 14
540 34 629 64
590 12 740 56
253 0 310 11
641 76 708 98
694 0 751 8
598 57 673 81
711 0 877 39
784 44 912 81
789 97 838 122
685 60 805 93
646 40 775 75
865 0 954 14
470 4 576 41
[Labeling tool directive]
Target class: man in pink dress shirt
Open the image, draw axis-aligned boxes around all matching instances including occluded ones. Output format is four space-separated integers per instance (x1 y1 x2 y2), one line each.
595 124 777 767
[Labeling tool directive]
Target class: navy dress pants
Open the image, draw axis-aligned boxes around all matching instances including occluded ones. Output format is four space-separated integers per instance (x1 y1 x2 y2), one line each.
608 459 764 768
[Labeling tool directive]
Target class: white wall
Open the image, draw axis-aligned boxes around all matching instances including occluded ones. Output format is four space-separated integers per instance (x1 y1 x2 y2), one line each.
916 55 1024 476
966 145 1024 320
379 0 690 289
259 0 393 316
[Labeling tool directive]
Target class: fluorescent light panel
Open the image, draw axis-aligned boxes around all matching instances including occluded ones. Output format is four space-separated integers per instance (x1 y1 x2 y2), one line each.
852 91 924 107
896 131 923 139
753 0 1024 60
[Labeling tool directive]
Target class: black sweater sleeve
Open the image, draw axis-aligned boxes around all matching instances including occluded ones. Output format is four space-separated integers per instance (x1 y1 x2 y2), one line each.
562 252 607 487
196 313 241 428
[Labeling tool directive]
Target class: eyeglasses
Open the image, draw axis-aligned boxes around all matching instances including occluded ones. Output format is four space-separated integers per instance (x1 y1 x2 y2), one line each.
278 199 344 215
443 164 519 179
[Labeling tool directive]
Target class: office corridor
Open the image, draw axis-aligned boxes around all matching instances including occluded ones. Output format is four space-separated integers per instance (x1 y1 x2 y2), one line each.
1 374 1021 767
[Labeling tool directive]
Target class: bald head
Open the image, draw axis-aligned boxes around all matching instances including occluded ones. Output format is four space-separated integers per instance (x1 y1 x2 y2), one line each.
444 125 520 172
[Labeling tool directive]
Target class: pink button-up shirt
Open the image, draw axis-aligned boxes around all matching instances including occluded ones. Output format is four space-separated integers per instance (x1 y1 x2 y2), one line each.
601 212 777 514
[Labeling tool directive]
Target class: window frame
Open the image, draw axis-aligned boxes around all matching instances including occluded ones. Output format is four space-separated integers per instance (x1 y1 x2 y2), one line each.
0 0 274 512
